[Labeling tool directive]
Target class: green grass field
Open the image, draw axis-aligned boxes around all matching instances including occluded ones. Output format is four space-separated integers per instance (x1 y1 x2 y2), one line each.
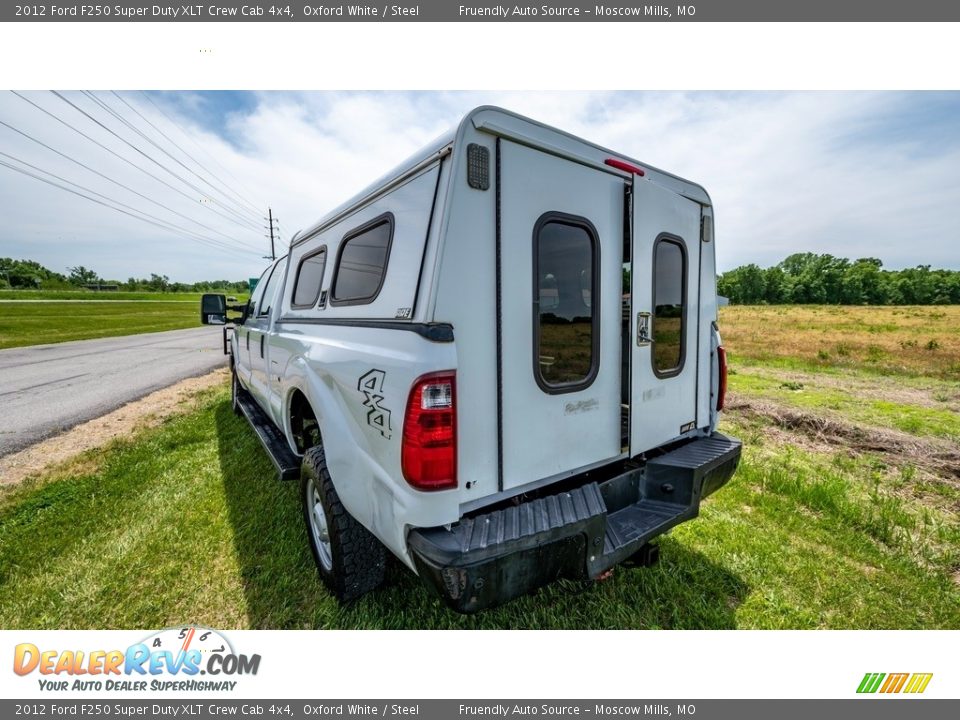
0 301 204 349
0 305 957 629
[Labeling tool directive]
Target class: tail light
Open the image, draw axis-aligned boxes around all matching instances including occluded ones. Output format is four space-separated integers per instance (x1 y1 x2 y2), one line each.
716 346 728 412
402 371 457 491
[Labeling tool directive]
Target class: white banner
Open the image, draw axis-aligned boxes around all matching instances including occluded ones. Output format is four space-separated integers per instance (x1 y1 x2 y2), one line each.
2 629 956 699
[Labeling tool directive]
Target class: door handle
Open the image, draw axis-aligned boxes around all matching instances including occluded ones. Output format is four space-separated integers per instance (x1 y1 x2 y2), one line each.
260 334 265 358
636 312 652 347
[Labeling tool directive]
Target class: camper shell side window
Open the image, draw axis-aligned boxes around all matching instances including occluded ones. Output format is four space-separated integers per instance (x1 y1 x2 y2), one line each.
330 212 394 307
532 212 601 394
291 246 328 309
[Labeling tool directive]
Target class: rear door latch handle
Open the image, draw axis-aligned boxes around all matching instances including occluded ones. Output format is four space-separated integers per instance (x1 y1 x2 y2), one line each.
637 312 652 346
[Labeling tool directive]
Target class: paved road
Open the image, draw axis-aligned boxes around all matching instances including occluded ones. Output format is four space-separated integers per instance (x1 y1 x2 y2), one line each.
0 327 227 457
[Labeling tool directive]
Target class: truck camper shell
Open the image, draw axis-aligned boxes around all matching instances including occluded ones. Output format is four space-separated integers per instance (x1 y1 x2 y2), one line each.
208 106 741 612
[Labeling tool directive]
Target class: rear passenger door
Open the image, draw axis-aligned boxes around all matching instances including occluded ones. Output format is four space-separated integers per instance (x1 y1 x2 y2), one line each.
236 263 272 390
248 257 287 407
498 140 626 491
266 247 328 424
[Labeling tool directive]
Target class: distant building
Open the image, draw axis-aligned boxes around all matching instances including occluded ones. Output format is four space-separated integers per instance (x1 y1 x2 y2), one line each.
81 284 119 291
718 295 730 306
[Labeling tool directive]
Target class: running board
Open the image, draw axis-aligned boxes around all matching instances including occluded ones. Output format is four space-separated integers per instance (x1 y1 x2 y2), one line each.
235 385 300 481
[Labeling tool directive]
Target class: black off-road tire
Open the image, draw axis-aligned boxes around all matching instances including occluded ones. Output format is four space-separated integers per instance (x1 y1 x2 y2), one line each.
301 446 387 602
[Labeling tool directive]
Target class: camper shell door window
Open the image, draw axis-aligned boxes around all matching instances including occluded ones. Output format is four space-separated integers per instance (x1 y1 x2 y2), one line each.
533 212 600 394
652 235 687 377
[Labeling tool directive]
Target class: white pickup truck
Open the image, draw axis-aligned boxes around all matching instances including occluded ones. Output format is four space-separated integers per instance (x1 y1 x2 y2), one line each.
201 106 741 613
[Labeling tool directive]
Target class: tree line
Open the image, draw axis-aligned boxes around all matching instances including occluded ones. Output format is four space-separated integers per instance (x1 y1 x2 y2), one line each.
717 254 960 305
0 257 249 294
6 253 959 304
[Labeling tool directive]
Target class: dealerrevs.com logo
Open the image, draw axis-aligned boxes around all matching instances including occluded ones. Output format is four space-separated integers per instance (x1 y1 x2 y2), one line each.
13 626 260 692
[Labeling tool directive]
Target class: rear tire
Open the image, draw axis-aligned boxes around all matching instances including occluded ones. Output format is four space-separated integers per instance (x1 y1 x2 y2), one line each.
301 446 387 602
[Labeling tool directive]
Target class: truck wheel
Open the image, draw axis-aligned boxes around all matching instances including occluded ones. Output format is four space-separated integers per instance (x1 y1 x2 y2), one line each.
301 446 387 602
231 369 242 416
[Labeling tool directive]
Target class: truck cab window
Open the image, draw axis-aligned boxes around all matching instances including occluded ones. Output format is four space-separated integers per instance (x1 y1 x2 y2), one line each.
534 214 599 392
246 265 273 318
257 257 287 318
652 237 686 375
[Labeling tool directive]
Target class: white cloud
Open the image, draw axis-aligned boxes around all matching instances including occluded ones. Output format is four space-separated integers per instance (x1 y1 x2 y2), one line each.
0 91 958 282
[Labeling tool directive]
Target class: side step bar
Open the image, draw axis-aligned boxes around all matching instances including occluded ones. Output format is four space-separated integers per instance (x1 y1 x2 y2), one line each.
235 384 300 481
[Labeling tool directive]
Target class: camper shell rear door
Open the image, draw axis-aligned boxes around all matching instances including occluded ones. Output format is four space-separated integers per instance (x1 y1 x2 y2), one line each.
498 140 626 491
629 178 702 454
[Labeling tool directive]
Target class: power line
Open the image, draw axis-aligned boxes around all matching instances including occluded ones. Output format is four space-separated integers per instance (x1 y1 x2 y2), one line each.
110 90 263 218
83 90 269 245
51 90 263 234
79 90 263 229
0 117 264 253
0 153 263 257
0 150 257 255
112 91 265 219
139 91 264 212
11 91 265 238
88 90 263 223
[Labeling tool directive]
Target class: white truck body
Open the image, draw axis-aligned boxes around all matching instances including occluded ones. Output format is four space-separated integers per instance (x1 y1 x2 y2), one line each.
214 106 740 612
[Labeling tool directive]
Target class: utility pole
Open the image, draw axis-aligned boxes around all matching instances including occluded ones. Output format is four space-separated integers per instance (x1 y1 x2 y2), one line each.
265 207 278 261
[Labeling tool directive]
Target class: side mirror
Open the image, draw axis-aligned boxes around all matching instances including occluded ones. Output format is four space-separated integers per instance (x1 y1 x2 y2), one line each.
200 294 227 325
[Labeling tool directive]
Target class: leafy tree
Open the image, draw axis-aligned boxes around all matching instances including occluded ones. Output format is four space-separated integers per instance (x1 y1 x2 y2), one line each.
719 253 959 305
1 258 68 288
718 264 770 304
148 273 170 292
2 259 252 295
841 258 884 304
68 265 99 286
763 266 789 303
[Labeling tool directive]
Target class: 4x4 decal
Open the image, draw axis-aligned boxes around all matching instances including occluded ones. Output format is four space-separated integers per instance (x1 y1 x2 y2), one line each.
358 369 392 439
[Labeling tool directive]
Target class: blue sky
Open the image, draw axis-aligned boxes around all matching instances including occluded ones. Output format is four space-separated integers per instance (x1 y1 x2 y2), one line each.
1 91 958 283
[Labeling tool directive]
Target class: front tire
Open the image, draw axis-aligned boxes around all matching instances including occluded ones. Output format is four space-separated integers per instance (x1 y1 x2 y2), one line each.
301 446 387 602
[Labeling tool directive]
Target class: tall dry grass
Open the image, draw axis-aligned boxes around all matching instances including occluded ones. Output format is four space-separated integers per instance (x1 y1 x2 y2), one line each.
719 305 960 379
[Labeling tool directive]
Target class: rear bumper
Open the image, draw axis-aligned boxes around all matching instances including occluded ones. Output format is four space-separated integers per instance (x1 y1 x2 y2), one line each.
408 432 741 613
